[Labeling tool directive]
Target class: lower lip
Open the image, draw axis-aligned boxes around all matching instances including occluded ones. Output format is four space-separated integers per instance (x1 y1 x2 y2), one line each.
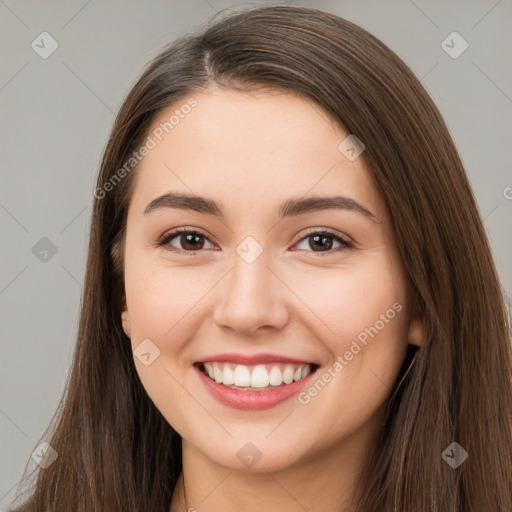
194 365 316 410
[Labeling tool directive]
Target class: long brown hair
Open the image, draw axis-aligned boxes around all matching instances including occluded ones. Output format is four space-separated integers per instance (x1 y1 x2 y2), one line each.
9 6 512 511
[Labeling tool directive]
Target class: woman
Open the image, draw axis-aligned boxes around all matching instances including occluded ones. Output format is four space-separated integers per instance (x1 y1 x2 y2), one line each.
9 5 512 511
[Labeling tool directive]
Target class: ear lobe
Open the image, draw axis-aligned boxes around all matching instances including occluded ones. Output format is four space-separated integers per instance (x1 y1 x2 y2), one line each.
408 318 424 347
407 301 425 348
121 295 131 338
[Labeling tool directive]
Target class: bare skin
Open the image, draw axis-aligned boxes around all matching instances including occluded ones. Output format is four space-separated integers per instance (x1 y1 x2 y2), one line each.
120 87 424 512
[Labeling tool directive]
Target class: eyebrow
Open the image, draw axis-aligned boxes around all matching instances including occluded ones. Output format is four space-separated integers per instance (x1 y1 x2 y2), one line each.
143 191 377 222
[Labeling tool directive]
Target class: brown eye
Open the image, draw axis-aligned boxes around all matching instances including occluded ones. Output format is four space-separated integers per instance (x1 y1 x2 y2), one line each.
177 232 205 250
308 234 335 251
294 230 352 254
159 229 215 252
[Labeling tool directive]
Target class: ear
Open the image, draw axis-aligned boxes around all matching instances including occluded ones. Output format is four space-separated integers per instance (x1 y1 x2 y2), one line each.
121 295 131 338
407 299 425 348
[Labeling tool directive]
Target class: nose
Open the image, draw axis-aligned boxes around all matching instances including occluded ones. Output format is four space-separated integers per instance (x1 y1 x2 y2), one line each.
212 250 290 336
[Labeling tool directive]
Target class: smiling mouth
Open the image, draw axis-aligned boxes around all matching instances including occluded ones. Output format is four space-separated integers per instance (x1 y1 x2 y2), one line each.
196 362 319 391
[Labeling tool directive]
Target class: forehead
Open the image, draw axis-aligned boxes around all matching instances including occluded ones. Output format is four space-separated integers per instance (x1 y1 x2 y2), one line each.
128 87 384 220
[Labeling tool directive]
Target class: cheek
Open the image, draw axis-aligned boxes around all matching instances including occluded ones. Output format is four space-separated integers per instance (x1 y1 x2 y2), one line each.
124 257 210 344
290 258 410 426
283 257 407 349
123 259 208 429
288 257 410 410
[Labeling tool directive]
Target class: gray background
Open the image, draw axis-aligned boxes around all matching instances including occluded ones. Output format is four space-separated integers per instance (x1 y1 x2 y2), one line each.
1 0 511 507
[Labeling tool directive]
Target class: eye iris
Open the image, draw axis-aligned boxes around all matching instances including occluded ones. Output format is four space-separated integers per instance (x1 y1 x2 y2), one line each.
181 233 204 250
310 234 333 251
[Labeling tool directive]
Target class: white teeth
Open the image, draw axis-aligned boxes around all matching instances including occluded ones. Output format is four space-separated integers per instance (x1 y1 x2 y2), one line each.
282 366 294 384
202 362 314 389
233 365 251 387
222 365 234 386
251 365 270 388
213 365 223 383
269 366 283 386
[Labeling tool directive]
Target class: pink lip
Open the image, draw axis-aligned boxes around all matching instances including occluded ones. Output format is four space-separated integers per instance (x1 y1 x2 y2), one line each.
194 364 317 410
196 352 316 365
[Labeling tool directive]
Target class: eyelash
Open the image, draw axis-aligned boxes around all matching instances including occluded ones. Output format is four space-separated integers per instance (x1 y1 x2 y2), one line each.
157 227 353 256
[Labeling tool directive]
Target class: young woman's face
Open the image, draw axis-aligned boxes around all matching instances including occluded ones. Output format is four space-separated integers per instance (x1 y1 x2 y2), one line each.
122 87 423 473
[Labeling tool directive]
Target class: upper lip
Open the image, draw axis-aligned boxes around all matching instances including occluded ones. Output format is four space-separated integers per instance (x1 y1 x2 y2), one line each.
196 353 317 366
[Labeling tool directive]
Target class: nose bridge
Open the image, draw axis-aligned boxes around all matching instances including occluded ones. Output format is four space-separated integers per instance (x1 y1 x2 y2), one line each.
212 239 288 334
